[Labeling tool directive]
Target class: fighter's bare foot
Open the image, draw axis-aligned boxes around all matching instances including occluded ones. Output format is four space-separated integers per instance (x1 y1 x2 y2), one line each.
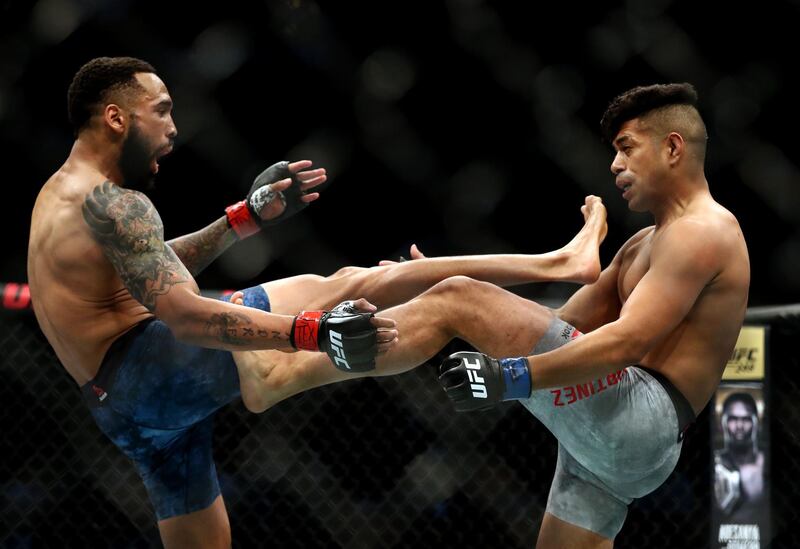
558 196 607 284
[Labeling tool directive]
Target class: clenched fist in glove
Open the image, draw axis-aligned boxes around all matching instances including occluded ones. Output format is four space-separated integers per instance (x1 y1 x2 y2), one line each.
292 299 398 373
438 351 532 411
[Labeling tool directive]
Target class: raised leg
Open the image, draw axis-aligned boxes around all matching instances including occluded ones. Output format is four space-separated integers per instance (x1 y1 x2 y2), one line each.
370 276 556 373
262 196 606 314
234 197 605 412
235 276 555 412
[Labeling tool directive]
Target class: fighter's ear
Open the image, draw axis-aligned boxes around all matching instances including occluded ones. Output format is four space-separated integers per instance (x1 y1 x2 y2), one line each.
665 132 685 166
103 104 126 135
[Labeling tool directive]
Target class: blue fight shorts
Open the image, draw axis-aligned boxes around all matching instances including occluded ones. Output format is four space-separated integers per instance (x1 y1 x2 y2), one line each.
522 317 696 539
81 285 270 520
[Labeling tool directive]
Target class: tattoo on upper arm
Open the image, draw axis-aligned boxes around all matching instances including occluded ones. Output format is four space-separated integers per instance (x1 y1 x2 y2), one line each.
82 181 191 311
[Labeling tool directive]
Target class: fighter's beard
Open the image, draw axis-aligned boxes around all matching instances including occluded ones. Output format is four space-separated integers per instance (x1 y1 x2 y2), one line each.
119 123 156 192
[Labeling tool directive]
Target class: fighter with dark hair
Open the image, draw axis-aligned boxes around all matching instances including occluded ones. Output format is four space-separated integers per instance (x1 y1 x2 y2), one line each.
431 83 749 546
246 82 750 547
29 56 610 548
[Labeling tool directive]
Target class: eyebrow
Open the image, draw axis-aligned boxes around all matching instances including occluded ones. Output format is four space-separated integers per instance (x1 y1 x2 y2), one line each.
613 135 632 149
154 98 173 110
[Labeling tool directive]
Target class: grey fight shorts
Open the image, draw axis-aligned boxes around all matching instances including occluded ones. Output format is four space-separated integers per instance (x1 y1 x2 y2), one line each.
521 317 695 539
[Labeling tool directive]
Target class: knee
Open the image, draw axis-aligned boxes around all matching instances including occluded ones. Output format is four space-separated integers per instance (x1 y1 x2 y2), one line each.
325 266 372 297
324 265 384 304
428 275 486 298
329 265 368 280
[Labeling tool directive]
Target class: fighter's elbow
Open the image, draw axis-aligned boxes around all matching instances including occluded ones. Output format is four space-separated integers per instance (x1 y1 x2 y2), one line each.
167 320 194 344
152 294 204 343
619 345 647 365
155 312 190 342
609 328 650 365
622 336 652 364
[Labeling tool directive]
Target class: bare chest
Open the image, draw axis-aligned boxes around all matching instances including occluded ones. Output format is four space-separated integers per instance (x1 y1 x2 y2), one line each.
617 235 653 303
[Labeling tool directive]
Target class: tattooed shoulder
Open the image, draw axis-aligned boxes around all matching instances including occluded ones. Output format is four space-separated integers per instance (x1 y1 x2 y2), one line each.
82 181 190 311
82 181 164 244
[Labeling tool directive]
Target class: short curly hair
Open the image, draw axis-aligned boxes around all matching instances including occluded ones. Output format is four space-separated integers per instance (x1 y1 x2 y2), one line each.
67 56 156 136
600 83 702 143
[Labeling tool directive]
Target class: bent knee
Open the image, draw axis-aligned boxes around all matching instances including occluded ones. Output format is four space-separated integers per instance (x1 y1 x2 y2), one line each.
428 275 487 297
322 265 386 305
328 265 369 279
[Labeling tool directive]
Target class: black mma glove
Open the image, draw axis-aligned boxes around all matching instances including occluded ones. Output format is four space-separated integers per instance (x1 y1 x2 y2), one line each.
438 351 532 412
225 161 311 238
291 301 378 372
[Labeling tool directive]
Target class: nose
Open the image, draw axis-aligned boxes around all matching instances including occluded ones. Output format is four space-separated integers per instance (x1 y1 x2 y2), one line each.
167 116 178 140
610 151 624 176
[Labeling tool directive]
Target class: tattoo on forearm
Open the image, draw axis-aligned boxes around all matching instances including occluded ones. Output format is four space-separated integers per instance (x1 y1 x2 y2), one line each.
82 181 191 311
204 311 254 345
167 217 237 275
204 311 290 346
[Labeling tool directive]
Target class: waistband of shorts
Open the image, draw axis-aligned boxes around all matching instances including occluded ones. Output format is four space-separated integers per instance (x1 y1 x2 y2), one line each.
81 318 155 408
636 366 696 443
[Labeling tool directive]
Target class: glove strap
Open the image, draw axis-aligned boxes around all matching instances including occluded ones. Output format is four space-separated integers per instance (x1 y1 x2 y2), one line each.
225 200 260 239
499 357 532 400
291 311 324 351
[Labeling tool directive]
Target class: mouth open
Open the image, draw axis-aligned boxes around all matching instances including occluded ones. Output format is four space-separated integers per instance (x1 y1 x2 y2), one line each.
151 145 174 174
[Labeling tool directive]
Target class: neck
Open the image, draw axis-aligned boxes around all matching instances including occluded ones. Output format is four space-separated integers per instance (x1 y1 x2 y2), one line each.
69 132 125 186
651 171 711 226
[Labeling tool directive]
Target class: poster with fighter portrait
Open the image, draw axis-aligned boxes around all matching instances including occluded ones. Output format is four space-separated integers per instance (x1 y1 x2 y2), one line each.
712 326 770 549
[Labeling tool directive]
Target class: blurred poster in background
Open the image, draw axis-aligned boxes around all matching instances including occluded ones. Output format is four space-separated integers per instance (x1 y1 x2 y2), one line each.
712 326 769 549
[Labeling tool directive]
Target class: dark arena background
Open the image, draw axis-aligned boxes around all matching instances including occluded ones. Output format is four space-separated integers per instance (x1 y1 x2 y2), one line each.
2 1 800 547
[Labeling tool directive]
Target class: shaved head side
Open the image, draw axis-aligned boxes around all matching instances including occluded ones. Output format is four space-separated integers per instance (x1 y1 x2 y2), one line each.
639 104 708 164
601 82 708 164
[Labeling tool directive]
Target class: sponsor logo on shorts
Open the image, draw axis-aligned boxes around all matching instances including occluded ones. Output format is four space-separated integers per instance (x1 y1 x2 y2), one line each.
559 326 582 341
464 357 487 399
550 368 628 407
329 330 350 370
92 385 108 402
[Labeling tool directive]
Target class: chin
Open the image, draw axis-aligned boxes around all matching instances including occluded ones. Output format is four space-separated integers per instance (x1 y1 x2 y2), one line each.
626 198 649 213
